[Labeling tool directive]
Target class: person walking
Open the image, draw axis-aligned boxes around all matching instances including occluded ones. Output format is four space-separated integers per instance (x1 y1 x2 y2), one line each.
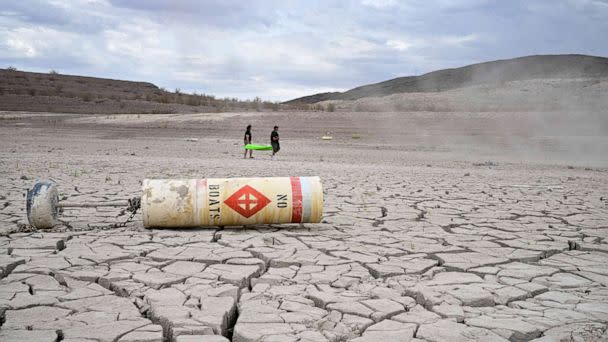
271 125 280 160
244 124 253 159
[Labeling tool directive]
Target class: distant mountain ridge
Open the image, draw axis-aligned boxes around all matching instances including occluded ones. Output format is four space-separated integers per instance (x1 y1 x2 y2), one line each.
285 54 608 104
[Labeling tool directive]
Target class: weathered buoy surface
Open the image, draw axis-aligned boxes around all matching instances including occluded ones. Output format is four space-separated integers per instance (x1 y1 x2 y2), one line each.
26 180 59 229
141 177 323 228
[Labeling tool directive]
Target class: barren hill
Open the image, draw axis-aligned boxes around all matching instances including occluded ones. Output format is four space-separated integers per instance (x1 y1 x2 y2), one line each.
0 69 278 114
286 54 608 104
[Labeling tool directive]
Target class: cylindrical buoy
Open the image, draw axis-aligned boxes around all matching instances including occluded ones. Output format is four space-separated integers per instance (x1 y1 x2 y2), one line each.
141 177 323 228
26 180 59 229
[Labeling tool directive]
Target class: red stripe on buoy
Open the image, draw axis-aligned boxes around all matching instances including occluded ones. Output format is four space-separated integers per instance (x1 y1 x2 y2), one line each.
290 177 302 223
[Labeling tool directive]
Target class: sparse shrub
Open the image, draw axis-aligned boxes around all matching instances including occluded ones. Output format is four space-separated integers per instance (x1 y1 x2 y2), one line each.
326 103 335 112
262 101 280 111
28 88 36 96
157 94 170 104
6 66 17 71
49 70 58 75
186 96 199 106
82 93 93 102
394 102 406 111
424 103 436 112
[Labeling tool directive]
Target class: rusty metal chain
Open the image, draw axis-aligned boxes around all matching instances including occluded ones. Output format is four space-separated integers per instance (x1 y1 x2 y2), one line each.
86 196 141 230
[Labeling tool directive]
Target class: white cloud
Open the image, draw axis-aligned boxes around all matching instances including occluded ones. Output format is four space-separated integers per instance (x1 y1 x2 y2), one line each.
386 39 412 51
1 26 73 59
437 0 489 8
6 37 37 57
329 36 379 57
250 75 264 82
361 0 397 9
438 34 480 46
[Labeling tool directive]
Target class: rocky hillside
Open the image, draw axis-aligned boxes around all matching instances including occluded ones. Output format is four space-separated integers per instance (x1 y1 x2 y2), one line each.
0 69 279 114
286 54 608 104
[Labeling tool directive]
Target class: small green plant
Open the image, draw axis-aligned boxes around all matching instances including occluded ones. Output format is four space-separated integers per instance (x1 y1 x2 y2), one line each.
351 133 361 139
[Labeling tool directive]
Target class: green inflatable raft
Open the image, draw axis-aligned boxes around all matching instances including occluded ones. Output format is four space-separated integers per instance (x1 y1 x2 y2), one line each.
245 144 273 151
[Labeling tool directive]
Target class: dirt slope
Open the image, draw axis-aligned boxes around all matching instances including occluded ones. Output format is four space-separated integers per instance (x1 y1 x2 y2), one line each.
286 54 608 104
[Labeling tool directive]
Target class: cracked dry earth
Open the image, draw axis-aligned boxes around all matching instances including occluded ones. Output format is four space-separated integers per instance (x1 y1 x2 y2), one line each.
1 112 608 342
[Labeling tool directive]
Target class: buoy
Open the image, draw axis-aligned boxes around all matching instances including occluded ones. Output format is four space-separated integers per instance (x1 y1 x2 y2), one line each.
26 180 59 229
141 177 323 228
26 177 324 229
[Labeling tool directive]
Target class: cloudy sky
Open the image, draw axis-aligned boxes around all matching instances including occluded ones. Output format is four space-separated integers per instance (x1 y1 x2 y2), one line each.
1 0 607 101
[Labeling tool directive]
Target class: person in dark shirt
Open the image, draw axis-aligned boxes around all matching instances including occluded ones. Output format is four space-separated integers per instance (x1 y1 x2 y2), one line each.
271 125 280 159
244 125 253 159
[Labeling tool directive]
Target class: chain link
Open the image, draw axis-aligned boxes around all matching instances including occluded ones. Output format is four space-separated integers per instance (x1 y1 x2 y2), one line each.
86 196 141 230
